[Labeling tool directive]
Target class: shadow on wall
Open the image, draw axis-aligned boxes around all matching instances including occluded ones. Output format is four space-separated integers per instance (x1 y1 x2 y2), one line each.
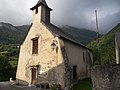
16 63 74 89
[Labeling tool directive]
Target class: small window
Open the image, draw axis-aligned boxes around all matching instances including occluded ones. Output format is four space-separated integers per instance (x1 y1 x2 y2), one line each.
35 7 38 14
32 38 38 54
83 52 85 62
73 66 77 82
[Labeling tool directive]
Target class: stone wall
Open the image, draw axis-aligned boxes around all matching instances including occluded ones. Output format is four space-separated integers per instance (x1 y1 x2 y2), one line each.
91 64 120 90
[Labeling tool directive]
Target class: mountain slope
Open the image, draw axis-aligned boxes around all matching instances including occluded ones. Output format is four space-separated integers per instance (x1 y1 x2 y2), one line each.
61 25 97 45
0 22 96 45
87 24 120 65
0 22 29 44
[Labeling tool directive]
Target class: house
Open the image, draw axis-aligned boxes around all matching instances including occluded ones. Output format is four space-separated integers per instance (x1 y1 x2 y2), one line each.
115 32 120 64
16 0 93 89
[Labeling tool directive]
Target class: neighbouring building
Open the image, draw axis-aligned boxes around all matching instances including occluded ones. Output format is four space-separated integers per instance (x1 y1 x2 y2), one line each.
115 32 120 64
16 0 93 89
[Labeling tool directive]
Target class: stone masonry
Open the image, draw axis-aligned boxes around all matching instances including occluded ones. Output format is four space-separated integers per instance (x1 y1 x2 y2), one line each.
91 64 120 90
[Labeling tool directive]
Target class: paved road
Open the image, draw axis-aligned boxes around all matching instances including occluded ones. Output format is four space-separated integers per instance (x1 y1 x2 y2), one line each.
0 82 42 90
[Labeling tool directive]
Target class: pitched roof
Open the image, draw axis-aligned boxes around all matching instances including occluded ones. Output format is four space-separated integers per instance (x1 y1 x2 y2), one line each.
30 0 52 10
42 22 92 50
30 0 92 51
37 0 47 6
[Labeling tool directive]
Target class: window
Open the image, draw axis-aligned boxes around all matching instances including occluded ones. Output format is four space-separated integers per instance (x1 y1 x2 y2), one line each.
32 38 38 54
83 52 85 62
73 66 77 82
35 7 38 14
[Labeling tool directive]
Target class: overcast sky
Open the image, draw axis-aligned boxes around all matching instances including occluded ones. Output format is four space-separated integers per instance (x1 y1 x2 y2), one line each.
0 0 120 33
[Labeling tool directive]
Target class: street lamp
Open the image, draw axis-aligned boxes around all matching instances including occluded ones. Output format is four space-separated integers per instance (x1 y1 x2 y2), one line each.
51 42 56 51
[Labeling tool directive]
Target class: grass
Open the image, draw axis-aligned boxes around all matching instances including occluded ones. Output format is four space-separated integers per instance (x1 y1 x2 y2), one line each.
73 78 92 90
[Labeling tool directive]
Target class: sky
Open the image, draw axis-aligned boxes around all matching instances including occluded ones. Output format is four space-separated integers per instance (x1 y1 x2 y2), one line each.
0 0 120 33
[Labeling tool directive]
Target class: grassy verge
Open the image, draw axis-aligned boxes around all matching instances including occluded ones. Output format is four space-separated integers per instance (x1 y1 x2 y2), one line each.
73 78 92 90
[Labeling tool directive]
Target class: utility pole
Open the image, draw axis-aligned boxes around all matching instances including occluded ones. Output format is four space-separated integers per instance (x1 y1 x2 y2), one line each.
95 10 101 65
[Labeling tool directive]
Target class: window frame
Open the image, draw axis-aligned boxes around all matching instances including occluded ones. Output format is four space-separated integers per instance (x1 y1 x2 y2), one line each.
31 37 39 54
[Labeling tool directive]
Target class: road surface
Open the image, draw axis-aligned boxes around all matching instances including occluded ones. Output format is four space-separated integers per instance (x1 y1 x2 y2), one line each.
0 82 41 90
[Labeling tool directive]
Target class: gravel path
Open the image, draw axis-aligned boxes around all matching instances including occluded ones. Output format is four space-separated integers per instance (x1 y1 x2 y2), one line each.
0 82 42 90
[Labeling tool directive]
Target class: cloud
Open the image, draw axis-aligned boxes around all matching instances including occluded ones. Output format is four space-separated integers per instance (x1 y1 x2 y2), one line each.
0 0 36 25
99 12 120 33
48 0 120 33
0 0 119 33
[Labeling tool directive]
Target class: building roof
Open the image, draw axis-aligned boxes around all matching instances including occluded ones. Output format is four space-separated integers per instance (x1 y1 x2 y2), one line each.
30 0 52 10
37 0 47 6
30 0 92 51
42 22 92 50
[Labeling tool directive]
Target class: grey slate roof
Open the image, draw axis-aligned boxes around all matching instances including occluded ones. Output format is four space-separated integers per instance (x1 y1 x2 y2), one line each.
30 0 52 10
42 22 92 50
37 0 48 6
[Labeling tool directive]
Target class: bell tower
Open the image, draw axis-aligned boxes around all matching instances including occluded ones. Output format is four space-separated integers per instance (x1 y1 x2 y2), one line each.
30 0 52 24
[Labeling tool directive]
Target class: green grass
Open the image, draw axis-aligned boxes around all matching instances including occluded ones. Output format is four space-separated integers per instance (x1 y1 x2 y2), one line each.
73 78 92 90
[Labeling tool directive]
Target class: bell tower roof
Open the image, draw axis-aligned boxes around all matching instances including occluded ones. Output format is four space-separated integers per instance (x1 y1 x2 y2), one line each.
37 0 47 6
30 0 52 10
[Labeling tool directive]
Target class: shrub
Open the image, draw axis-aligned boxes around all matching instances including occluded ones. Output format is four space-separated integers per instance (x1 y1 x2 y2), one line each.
50 83 61 90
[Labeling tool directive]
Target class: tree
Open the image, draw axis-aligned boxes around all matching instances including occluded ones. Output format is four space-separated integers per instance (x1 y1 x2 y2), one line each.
0 54 15 81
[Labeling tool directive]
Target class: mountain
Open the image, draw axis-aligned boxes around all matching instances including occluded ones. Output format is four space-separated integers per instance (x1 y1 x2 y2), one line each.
87 24 120 65
61 25 97 45
0 22 97 45
0 22 29 44
16 25 30 33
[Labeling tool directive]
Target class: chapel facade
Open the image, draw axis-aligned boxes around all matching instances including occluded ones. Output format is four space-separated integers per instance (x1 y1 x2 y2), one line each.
16 0 93 89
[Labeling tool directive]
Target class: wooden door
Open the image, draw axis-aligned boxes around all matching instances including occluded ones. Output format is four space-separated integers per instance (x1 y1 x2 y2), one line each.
31 68 37 84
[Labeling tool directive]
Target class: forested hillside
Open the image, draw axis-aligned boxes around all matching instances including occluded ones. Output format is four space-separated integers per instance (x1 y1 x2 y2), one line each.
0 22 97 45
0 22 30 44
87 24 120 65
62 25 97 45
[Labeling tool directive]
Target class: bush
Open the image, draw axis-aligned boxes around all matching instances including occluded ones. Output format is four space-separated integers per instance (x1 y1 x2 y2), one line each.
0 54 16 81
50 83 61 90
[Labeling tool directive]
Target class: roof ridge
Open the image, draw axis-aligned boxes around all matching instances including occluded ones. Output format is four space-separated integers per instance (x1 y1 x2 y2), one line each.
37 0 48 6
30 0 52 10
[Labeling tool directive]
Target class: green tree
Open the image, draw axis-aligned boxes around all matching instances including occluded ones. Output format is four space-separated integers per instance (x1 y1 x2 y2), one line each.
87 24 120 65
0 54 15 81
